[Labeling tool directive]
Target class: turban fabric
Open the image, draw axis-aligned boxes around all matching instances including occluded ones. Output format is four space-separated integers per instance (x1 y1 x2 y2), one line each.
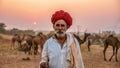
51 10 72 28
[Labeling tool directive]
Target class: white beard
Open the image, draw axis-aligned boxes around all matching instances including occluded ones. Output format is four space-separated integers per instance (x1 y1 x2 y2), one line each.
54 30 66 38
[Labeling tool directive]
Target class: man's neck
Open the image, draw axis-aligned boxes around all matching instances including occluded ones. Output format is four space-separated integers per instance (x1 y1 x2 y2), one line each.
55 34 67 48
55 34 66 39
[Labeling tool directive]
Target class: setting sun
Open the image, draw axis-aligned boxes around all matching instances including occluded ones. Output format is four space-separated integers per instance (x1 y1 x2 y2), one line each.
33 22 37 25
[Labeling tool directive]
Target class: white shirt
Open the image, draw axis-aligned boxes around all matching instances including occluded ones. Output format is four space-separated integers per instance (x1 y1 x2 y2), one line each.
39 33 84 68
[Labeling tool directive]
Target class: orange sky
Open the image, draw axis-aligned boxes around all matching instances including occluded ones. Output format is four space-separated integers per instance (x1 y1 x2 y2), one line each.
0 0 120 33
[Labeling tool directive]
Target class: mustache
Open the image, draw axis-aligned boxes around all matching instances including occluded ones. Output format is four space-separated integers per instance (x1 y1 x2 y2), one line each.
55 30 65 34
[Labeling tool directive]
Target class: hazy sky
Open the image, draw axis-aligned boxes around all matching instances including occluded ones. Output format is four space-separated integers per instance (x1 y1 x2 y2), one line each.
0 0 120 33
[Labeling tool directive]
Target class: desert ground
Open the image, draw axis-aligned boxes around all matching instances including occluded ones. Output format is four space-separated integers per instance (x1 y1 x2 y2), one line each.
0 34 120 68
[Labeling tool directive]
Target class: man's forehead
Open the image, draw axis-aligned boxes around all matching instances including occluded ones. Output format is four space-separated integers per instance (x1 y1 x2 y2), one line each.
54 19 67 25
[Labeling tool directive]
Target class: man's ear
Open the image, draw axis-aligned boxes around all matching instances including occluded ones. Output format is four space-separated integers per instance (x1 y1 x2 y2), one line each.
67 25 70 28
53 25 55 29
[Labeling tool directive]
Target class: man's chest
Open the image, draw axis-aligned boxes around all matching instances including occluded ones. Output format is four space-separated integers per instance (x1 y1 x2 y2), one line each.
47 42 67 59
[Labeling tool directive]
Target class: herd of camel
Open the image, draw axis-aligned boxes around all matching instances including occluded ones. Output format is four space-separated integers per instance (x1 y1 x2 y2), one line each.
11 32 120 62
11 32 52 55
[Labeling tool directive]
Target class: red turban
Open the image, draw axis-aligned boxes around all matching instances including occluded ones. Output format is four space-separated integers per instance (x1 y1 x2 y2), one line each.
51 10 72 28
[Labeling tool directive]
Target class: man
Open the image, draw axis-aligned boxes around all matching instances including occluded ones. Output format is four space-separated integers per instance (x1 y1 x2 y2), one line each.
39 10 84 68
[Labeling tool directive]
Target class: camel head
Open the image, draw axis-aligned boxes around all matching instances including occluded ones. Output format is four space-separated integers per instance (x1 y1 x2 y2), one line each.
82 33 91 42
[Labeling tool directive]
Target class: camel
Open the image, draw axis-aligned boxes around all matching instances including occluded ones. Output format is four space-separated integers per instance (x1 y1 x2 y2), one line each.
32 32 47 55
87 37 92 51
103 35 120 62
46 31 55 39
21 34 34 54
86 33 105 51
11 34 25 50
73 33 91 45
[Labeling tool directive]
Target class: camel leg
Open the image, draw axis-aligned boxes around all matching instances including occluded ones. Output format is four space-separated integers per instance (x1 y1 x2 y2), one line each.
31 46 34 55
19 42 22 48
109 46 115 61
115 47 118 62
88 45 90 51
17 42 20 49
28 41 33 55
88 39 91 51
11 41 14 50
36 45 39 55
11 42 13 50
103 44 108 61
13 42 15 49
18 42 22 49
28 45 32 55
39 45 42 57
12 40 16 50
34 44 38 55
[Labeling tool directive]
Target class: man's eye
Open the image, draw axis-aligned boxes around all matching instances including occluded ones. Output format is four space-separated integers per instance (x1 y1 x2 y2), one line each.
56 24 60 27
61 24 65 27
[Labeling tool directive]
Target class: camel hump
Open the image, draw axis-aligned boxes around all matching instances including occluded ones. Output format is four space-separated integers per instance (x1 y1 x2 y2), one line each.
108 34 113 37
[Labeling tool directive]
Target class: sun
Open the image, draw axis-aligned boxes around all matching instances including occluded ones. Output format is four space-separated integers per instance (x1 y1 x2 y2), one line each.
33 22 37 25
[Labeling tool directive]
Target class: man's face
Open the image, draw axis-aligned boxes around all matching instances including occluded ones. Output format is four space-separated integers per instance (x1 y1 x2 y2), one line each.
53 19 68 38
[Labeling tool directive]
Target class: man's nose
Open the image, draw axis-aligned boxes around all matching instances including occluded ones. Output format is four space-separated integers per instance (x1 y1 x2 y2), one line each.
58 26 62 29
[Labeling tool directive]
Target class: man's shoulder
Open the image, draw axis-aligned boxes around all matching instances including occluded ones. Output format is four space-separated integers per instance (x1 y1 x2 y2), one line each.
45 37 54 43
66 32 74 36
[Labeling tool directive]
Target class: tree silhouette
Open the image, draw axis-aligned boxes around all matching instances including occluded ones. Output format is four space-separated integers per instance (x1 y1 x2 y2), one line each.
0 22 6 33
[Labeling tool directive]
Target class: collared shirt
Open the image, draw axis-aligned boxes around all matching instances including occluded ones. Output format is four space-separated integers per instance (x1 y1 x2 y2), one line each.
39 33 84 68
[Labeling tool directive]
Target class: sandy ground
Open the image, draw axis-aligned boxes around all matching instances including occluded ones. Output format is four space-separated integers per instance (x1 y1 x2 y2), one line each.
81 43 120 68
0 35 120 68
